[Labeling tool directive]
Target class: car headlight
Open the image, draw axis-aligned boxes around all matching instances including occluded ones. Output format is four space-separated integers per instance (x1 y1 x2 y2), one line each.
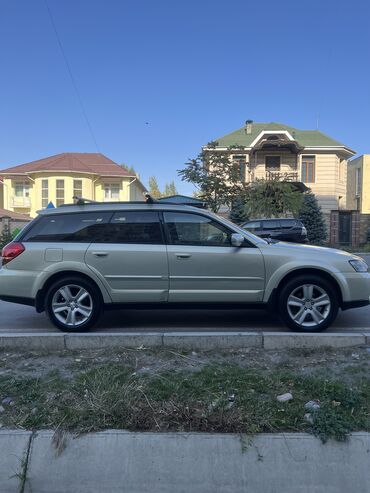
349 259 369 272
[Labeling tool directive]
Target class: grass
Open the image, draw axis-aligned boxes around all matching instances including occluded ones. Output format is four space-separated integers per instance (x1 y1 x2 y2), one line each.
1 362 370 442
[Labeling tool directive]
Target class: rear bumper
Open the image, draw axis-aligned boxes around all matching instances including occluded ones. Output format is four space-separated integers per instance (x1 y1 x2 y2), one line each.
0 295 35 307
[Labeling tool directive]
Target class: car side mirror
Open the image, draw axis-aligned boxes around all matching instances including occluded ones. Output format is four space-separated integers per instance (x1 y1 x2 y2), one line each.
231 233 244 247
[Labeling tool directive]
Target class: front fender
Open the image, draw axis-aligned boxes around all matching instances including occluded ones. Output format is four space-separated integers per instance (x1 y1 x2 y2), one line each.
263 260 348 303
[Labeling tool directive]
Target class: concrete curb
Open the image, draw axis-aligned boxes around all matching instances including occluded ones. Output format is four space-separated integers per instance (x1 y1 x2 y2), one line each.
0 333 65 350
0 330 368 351
263 332 368 350
162 331 263 349
0 430 366 493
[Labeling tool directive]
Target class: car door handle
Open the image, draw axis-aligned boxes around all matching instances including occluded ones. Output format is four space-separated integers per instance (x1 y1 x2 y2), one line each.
176 253 192 259
92 252 109 257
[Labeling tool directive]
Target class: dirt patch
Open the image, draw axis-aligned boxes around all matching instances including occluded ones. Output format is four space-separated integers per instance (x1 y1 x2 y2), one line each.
0 345 369 442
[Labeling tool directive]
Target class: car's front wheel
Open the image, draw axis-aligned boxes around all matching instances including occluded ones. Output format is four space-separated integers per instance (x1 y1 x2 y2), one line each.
45 277 102 332
278 275 339 332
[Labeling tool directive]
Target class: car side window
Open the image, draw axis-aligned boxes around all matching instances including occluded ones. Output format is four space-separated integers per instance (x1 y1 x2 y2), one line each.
22 212 112 242
244 221 261 232
280 219 297 229
104 211 163 244
262 220 281 230
164 212 232 247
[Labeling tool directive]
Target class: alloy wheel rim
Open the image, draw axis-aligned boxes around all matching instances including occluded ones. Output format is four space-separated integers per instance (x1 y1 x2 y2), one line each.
287 284 331 327
52 284 93 327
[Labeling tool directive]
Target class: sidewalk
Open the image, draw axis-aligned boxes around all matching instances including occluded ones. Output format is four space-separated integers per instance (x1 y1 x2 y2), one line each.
2 430 370 493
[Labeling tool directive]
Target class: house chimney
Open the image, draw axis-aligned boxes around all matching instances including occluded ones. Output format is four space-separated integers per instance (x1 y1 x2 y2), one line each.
245 120 253 134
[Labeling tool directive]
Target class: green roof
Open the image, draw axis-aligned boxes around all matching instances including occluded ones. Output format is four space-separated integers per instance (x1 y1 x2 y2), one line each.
214 122 348 148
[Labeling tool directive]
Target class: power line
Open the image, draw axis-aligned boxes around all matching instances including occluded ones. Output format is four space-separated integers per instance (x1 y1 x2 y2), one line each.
44 0 100 152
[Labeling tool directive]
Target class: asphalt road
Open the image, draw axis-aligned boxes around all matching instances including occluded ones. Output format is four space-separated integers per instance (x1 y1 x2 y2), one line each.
0 301 369 334
0 253 369 334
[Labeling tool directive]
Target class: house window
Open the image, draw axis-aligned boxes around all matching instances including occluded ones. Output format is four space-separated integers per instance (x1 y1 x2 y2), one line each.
41 180 48 208
265 156 281 171
73 180 83 201
301 156 316 183
355 168 362 196
104 183 120 200
14 181 30 198
56 179 65 207
233 155 247 181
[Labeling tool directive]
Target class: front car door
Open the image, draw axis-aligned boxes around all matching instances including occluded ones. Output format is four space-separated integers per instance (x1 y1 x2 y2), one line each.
163 211 265 303
85 210 168 302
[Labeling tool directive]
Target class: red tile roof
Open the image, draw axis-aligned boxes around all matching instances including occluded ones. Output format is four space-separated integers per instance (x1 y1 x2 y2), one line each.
0 153 134 177
0 208 31 221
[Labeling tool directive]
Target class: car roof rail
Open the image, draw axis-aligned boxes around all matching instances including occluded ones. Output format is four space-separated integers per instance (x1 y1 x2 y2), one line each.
58 193 189 208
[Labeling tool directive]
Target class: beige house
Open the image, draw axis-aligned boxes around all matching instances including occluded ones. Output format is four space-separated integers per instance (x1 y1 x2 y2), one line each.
0 152 147 218
347 155 370 213
205 121 356 214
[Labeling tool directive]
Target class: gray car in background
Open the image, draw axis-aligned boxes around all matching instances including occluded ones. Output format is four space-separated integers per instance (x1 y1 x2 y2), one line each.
0 202 369 332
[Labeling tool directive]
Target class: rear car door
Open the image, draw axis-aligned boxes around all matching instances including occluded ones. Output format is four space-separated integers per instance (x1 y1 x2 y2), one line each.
85 210 168 302
163 211 265 303
261 220 282 239
279 219 300 242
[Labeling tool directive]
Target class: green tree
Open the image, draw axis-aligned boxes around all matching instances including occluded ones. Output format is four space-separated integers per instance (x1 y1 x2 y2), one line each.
148 176 162 198
178 143 247 212
229 196 249 224
298 192 327 245
164 181 177 197
242 179 303 219
120 163 136 174
0 223 13 250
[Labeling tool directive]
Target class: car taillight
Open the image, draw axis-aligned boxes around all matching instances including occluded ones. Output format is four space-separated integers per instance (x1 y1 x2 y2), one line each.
1 242 25 266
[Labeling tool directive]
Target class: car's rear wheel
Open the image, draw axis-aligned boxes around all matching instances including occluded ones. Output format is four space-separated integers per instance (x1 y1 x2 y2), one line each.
45 277 102 332
278 275 339 332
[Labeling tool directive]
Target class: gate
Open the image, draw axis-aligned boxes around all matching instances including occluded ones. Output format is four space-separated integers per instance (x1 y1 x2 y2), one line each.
338 212 352 245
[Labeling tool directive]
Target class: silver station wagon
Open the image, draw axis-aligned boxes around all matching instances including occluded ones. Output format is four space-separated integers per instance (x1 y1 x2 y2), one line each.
1 200 369 332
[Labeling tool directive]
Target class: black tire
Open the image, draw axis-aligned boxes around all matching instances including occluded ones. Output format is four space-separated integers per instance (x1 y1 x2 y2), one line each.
278 274 339 332
45 276 103 332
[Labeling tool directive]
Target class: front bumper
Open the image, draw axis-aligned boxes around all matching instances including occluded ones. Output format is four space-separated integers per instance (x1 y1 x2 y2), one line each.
339 271 370 307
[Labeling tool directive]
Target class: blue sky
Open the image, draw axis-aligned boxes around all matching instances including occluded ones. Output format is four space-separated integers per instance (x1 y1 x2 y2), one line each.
1 0 369 194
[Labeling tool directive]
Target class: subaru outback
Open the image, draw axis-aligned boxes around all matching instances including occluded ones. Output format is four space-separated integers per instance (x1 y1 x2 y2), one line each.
0 201 369 332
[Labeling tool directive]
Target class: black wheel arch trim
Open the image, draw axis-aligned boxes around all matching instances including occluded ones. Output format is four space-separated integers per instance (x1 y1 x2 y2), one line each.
36 271 105 313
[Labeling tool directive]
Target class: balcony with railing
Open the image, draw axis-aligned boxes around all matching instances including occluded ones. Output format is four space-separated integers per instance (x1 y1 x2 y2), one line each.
265 170 299 182
11 196 31 208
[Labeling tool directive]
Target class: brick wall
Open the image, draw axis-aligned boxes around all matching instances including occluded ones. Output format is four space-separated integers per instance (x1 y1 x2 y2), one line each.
329 211 370 248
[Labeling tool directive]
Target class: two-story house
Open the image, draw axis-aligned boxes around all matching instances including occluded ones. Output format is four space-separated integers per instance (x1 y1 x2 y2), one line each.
347 155 370 214
205 121 356 215
0 152 147 218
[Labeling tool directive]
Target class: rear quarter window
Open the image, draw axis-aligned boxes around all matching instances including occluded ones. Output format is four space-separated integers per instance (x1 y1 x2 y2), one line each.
280 219 298 229
22 212 112 242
